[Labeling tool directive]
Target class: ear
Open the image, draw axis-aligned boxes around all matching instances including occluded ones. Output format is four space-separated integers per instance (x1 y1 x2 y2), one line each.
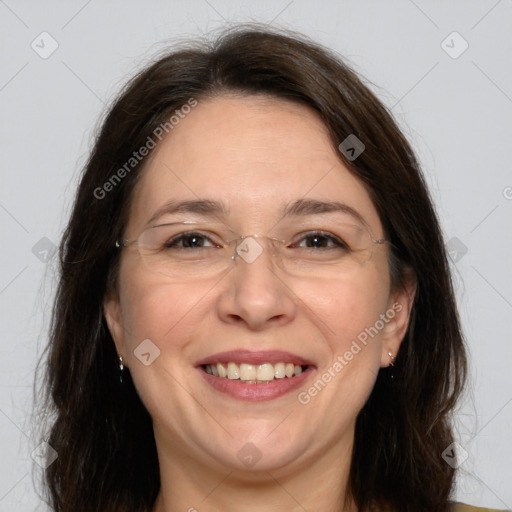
380 270 416 367
103 290 127 364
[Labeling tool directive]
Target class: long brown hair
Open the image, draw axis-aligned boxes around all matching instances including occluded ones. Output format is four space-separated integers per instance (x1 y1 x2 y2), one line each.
35 24 467 512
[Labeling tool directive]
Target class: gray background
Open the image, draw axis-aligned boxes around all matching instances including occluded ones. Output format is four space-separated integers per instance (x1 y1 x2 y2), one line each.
1 0 511 510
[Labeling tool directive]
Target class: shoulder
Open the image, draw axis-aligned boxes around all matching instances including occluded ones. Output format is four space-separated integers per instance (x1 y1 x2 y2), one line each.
452 503 510 512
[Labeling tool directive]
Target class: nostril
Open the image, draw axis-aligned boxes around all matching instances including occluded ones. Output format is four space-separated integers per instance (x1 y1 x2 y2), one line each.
227 314 245 324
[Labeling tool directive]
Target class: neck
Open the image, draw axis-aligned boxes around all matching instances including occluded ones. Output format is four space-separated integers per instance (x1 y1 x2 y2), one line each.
152 426 358 512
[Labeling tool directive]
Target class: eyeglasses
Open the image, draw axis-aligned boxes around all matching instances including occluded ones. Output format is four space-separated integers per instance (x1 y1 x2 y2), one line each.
116 221 387 282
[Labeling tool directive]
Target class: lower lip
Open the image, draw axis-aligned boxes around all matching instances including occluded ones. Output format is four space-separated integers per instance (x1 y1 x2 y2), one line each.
198 367 314 401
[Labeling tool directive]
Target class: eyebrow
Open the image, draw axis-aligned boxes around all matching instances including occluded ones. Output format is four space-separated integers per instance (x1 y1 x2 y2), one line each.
146 198 369 228
283 198 369 228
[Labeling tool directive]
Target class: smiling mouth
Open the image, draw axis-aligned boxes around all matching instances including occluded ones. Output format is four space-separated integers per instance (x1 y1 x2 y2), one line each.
202 362 309 383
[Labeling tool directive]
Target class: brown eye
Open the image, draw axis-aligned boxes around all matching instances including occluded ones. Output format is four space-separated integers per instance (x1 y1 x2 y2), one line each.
292 232 348 250
165 232 217 249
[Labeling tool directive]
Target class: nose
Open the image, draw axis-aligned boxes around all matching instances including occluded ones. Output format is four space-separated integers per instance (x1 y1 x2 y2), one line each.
215 236 298 331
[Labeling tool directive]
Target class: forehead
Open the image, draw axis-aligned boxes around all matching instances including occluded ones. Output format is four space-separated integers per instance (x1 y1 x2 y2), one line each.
127 95 382 234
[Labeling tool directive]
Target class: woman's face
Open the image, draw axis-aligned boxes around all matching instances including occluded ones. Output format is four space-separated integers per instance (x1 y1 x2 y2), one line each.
105 95 413 475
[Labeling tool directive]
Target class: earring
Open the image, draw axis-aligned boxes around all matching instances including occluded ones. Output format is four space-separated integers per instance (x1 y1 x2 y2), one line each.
388 352 396 381
119 355 124 384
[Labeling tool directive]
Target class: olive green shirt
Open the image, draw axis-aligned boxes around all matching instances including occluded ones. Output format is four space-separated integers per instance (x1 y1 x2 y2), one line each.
376 502 507 511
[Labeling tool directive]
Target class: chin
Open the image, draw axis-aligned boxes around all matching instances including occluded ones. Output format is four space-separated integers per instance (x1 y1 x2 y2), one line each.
203 424 313 475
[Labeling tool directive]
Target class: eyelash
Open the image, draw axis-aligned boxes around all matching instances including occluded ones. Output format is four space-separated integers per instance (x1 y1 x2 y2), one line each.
164 231 348 250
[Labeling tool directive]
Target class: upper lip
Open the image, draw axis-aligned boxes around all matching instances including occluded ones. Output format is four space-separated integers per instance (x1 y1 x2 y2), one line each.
195 350 316 367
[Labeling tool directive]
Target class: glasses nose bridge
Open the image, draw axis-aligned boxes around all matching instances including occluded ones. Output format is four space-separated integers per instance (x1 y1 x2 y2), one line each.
229 233 285 266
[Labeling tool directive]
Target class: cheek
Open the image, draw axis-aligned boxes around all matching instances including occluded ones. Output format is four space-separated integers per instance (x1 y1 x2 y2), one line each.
117 271 216 421
117 263 212 363
292 269 389 412
296 266 390 351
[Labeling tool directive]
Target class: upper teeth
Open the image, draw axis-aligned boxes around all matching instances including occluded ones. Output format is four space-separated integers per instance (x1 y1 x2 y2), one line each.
204 362 305 381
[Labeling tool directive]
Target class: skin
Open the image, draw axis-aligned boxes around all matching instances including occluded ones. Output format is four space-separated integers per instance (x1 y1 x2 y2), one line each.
104 95 415 512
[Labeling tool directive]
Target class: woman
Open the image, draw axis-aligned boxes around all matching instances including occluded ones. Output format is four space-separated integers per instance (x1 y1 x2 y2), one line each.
36 25 503 511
